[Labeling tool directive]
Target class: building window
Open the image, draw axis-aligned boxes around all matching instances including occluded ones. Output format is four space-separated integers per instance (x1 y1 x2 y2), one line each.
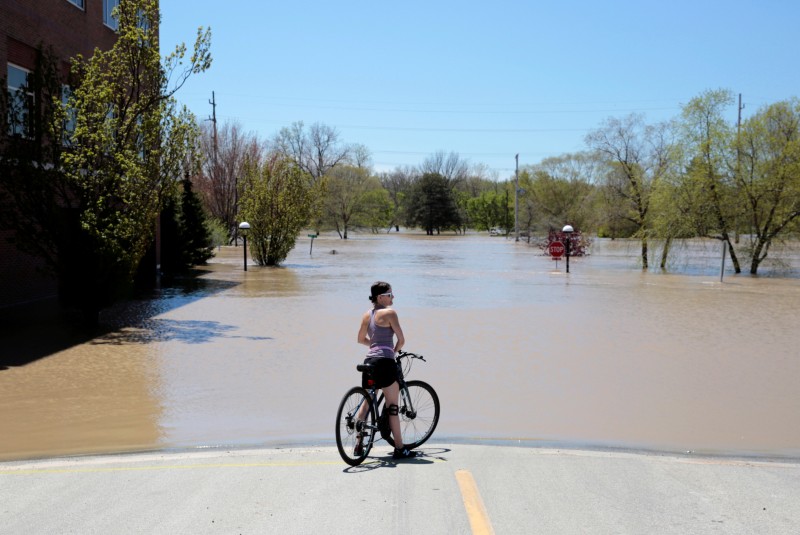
7 64 33 137
103 1 149 32
62 85 77 145
103 0 120 30
67 0 85 9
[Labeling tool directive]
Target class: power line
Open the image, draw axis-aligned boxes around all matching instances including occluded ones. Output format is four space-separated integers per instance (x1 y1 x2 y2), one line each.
211 115 592 134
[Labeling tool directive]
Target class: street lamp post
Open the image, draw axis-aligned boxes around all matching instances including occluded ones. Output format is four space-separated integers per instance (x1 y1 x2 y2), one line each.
562 225 574 273
514 154 519 242
238 221 250 271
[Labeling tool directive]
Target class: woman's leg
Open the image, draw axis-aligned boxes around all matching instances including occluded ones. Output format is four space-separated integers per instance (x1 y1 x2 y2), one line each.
382 382 404 449
354 390 372 421
352 389 373 454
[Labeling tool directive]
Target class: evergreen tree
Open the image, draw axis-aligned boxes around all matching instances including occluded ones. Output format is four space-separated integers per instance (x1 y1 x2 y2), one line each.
179 178 214 266
158 193 182 276
405 173 460 234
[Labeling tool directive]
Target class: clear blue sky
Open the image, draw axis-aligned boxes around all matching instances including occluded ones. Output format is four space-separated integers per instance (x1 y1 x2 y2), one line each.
159 0 800 179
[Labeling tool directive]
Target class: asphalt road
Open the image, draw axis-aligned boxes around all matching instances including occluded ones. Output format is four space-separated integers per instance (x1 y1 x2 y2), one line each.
1 444 799 534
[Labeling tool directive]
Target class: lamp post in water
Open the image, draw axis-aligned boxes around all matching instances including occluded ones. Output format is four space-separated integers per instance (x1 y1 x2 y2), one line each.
562 224 574 273
238 221 250 271
514 154 519 242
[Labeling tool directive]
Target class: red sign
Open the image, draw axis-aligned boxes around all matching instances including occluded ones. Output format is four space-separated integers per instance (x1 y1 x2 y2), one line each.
549 241 565 258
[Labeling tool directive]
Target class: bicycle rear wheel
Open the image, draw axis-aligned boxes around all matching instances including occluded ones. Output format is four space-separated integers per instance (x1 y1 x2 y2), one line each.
335 387 376 466
381 380 440 450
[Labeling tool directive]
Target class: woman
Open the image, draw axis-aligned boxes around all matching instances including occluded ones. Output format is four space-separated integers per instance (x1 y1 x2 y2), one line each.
356 281 417 460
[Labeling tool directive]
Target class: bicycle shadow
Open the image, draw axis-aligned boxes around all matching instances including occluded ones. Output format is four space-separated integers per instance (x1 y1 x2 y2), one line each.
342 447 451 473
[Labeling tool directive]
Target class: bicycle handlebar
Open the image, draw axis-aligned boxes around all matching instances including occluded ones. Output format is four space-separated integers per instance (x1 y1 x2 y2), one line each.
397 350 426 362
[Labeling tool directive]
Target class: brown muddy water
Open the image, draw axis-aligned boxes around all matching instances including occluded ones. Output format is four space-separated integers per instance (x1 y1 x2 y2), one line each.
1 233 799 461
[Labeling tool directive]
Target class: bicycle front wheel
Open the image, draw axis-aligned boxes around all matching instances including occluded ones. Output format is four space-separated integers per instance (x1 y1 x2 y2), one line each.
335 387 376 466
383 380 440 450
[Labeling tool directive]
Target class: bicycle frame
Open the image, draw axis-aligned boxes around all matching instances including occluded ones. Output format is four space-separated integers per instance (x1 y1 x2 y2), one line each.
394 362 419 420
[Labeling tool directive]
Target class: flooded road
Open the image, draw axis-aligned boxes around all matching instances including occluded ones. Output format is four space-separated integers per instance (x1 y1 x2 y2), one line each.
1 233 799 461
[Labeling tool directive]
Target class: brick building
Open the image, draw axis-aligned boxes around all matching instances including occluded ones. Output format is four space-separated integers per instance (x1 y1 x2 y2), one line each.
1 0 119 308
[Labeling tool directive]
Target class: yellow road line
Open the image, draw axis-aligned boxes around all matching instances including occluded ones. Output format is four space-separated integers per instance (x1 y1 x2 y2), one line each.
455 469 495 535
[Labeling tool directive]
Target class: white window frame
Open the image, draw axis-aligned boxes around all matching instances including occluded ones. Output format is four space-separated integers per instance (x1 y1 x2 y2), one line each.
7 63 34 137
62 84 77 145
103 0 120 30
66 0 85 10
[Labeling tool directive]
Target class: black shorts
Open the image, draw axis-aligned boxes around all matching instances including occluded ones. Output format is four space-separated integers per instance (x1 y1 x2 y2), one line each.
361 357 398 389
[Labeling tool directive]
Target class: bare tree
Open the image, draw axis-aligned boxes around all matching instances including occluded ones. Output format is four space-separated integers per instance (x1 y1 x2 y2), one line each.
271 121 306 171
349 143 372 169
420 151 470 187
459 163 497 197
272 121 351 182
537 151 604 185
196 120 261 241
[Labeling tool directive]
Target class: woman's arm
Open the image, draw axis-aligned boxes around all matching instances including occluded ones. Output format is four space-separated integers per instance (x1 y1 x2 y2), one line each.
386 310 405 353
357 311 371 347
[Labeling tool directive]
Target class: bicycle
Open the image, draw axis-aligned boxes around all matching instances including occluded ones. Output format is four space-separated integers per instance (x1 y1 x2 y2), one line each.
335 350 440 466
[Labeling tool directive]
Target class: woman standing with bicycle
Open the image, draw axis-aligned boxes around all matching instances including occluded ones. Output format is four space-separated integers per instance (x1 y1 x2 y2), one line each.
356 281 418 460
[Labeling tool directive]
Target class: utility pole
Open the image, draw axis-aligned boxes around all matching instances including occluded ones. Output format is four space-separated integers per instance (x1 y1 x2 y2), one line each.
208 91 234 245
514 154 520 242
737 93 744 133
735 93 745 244
209 90 218 163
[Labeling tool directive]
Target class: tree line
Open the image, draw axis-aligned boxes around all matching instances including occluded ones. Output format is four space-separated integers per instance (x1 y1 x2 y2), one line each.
195 89 800 275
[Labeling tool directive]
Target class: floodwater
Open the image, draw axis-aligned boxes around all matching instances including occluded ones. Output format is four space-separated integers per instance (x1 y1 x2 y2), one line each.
1 233 799 461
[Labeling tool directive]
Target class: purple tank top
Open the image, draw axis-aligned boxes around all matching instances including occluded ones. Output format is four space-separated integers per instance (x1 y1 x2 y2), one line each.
367 309 394 359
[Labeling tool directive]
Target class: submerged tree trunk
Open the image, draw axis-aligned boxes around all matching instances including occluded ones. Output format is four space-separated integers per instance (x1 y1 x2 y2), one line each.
641 236 648 270
660 236 672 270
722 231 741 273
749 232 777 275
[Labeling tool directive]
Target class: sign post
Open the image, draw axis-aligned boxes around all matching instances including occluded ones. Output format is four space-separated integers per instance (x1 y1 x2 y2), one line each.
308 234 318 255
